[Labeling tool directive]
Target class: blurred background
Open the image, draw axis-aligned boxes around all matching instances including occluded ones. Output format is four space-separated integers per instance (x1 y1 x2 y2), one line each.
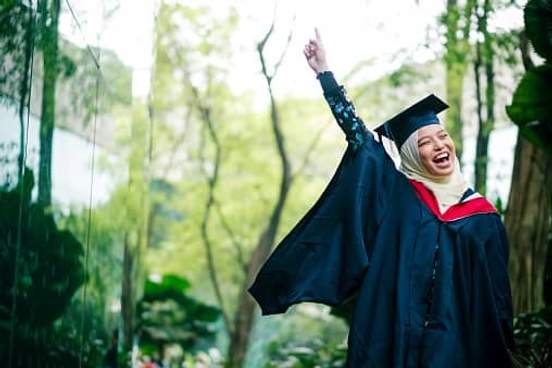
1 0 551 366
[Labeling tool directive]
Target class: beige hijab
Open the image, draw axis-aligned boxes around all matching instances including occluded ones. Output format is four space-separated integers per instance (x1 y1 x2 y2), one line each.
398 129 469 213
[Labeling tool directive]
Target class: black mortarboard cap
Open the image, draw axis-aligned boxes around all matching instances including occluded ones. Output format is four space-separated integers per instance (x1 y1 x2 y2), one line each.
374 94 449 150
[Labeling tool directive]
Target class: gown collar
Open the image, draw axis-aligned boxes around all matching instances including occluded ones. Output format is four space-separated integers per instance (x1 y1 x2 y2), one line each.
409 179 497 222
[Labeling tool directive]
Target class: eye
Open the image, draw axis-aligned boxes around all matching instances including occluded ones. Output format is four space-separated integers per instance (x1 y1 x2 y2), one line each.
439 132 448 139
418 140 430 147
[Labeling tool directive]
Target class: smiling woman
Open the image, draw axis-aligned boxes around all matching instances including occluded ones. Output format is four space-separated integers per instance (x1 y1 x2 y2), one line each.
398 124 470 214
249 28 515 367
417 126 455 176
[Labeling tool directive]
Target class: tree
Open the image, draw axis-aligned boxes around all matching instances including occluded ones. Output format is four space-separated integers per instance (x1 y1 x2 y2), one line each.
121 102 152 352
226 18 295 367
473 0 495 195
0 1 35 180
148 0 238 359
443 0 476 161
148 2 342 366
37 0 61 206
505 0 552 312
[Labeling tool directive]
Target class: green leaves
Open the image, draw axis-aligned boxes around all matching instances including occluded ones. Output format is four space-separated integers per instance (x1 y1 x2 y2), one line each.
525 0 552 61
137 274 220 353
0 169 85 328
144 273 191 297
506 0 552 154
265 338 347 368
512 307 552 367
506 63 552 154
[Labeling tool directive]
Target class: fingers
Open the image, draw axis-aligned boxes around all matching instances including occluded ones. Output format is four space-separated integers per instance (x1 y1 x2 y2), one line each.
303 29 324 60
315 27 322 43
307 39 318 51
307 27 322 51
303 44 312 59
303 41 316 55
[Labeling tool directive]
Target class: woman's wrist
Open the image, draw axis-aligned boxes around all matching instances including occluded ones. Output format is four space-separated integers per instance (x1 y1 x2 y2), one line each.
315 65 331 75
317 70 339 93
316 70 333 82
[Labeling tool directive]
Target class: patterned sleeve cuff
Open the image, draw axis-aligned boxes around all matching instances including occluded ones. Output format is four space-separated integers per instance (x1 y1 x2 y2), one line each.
317 71 340 94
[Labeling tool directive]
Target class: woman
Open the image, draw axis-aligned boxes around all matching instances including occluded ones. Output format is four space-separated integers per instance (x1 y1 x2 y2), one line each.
248 29 514 367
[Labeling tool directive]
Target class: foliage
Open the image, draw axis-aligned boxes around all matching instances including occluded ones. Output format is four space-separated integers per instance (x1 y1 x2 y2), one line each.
57 197 127 365
0 140 22 190
136 274 221 356
59 193 125 317
0 169 90 364
0 169 84 327
0 1 32 105
148 179 184 249
524 0 552 61
0 330 82 367
0 310 106 367
264 338 347 368
512 307 552 367
506 0 552 154
56 39 132 129
506 64 552 153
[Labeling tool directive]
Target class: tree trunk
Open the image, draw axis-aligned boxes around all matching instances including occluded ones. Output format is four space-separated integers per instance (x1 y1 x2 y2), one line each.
226 188 291 367
120 105 150 353
226 232 276 368
544 231 552 306
474 0 495 195
444 0 463 159
504 134 552 312
18 4 34 179
444 0 475 162
226 39 293 365
224 22 294 366
37 0 60 207
195 89 233 335
473 33 485 192
121 233 135 352
504 30 552 313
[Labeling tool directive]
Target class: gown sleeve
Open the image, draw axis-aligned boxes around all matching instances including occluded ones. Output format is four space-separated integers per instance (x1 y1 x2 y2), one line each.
317 71 370 152
487 216 515 350
248 72 398 315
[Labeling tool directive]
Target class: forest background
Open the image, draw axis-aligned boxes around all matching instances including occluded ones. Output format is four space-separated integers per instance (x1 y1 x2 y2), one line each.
0 0 551 367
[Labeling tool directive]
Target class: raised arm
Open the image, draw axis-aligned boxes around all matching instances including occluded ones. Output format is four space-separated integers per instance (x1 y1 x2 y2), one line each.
303 29 370 151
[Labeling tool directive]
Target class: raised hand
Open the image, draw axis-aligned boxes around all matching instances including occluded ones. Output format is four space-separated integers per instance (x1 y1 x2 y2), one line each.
303 28 330 74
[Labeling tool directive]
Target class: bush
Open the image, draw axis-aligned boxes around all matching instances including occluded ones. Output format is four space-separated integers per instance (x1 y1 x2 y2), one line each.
512 307 552 368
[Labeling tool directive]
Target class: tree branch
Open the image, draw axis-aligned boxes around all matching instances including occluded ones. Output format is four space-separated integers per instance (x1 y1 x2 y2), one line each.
272 16 295 77
226 12 295 365
291 122 329 181
189 79 233 336
257 22 274 84
161 107 193 178
213 199 247 273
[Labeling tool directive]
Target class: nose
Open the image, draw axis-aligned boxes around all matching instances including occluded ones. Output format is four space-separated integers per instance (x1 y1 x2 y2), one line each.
434 139 445 150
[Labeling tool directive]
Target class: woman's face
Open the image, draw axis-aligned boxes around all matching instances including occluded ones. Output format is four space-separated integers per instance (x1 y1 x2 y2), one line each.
417 124 456 177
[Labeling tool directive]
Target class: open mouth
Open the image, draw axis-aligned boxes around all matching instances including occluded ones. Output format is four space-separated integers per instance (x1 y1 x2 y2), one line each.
432 152 451 166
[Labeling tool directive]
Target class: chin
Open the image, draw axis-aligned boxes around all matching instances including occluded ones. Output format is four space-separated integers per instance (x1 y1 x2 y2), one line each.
432 167 454 177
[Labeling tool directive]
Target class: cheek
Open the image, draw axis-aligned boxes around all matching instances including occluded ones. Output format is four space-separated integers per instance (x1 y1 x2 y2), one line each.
418 147 434 168
447 138 456 153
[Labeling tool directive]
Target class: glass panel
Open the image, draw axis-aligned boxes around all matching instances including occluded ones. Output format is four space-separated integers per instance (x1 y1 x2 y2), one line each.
1 1 127 366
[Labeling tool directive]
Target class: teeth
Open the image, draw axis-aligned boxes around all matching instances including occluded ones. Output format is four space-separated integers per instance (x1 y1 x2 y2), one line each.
434 153 449 160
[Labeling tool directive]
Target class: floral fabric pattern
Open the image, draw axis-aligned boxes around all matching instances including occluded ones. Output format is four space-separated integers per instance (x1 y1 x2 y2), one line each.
319 73 370 151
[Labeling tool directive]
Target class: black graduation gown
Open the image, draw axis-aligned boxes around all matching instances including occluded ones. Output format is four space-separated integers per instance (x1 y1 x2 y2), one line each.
248 72 514 367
